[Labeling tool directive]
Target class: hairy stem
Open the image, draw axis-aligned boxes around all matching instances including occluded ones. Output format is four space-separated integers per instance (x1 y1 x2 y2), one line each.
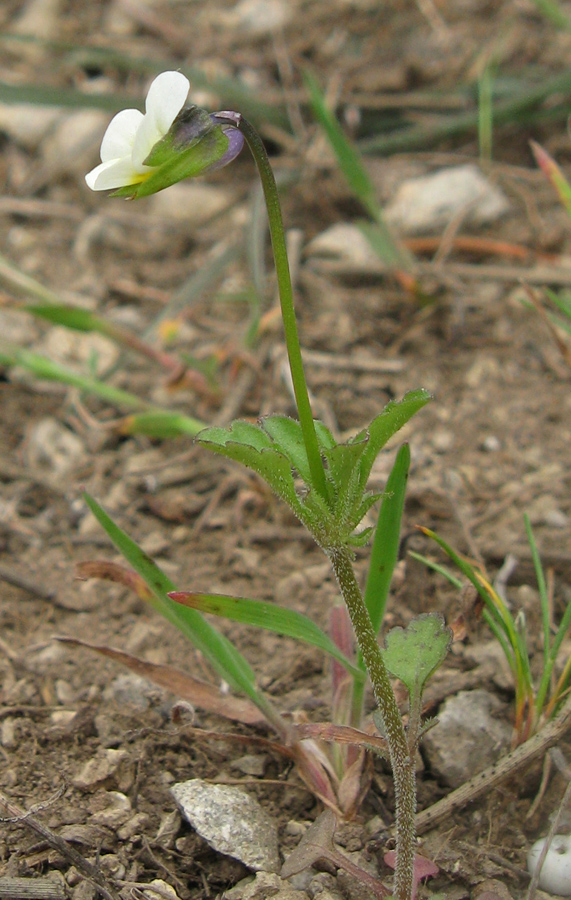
329 548 416 900
237 116 328 501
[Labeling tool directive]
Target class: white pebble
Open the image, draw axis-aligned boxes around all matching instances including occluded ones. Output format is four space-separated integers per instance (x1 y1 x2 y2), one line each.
528 835 571 896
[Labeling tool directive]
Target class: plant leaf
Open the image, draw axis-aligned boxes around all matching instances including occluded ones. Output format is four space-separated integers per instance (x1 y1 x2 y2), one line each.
169 591 364 680
355 389 431 492
56 637 266 725
82 493 282 730
196 420 305 517
117 411 204 438
364 443 410 637
382 613 451 698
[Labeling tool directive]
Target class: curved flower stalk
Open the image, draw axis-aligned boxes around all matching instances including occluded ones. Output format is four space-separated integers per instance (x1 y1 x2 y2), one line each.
85 71 244 199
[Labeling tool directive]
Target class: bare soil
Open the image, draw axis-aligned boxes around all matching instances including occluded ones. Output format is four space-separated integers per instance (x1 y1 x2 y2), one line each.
1 2 571 898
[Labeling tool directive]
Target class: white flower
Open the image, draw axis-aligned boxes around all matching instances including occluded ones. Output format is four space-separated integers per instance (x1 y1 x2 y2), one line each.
85 71 190 191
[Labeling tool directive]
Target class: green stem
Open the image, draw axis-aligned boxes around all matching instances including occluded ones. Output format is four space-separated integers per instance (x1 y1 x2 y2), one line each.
329 548 415 900
238 116 328 501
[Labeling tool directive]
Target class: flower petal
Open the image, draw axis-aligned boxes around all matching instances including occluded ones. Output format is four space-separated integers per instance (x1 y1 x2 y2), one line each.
85 156 143 191
131 71 190 171
100 109 144 163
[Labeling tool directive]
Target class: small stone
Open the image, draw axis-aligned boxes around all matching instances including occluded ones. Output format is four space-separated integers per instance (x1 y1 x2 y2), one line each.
303 563 331 589
171 778 280 873
275 572 308 607
40 327 119 376
155 810 181 850
1 718 17 749
545 509 569 529
42 109 110 176
140 530 171 556
306 223 382 270
50 710 78 727
55 679 76 704
528 835 571 896
385 164 510 236
482 435 501 452
422 690 511 789
140 881 181 900
231 754 268 777
150 182 235 225
0 104 64 150
72 882 97 900
73 748 134 792
90 791 131 828
221 0 292 34
25 417 85 484
223 872 283 900
284 821 309 837
117 812 150 840
527 495 569 528
431 429 454 453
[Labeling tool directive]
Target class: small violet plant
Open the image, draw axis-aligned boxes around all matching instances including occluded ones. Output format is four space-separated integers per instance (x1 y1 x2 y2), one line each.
84 71 448 900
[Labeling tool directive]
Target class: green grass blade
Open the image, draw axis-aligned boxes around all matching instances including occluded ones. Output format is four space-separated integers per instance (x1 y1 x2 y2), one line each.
170 591 364 681
82 494 281 726
547 289 571 317
0 80 140 112
304 72 413 272
360 71 571 156
530 141 571 220
364 443 410 637
524 514 550 662
0 347 205 435
304 71 379 219
0 346 149 410
483 609 517 676
117 411 205 438
530 0 571 30
422 526 533 700
27 304 110 333
0 37 288 128
0 252 64 304
478 65 494 162
407 551 464 590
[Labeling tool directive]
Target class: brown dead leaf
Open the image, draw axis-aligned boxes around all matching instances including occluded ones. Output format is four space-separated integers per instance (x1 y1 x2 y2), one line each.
56 636 267 726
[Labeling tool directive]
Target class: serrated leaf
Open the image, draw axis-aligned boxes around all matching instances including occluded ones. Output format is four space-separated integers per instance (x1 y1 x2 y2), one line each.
261 415 313 483
382 613 451 697
197 420 309 519
169 591 364 680
198 420 273 451
355 389 431 491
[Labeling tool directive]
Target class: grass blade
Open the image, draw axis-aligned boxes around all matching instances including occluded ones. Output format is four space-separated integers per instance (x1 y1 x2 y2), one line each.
304 71 414 272
364 443 410 637
0 37 288 128
117 411 205 438
170 591 364 680
524 514 550 662
407 551 464 590
82 494 283 731
360 71 571 156
0 346 150 410
530 0 571 30
478 64 494 162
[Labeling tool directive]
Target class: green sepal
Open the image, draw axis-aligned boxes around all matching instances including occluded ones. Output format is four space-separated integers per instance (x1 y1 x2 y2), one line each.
382 612 451 699
111 127 229 200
